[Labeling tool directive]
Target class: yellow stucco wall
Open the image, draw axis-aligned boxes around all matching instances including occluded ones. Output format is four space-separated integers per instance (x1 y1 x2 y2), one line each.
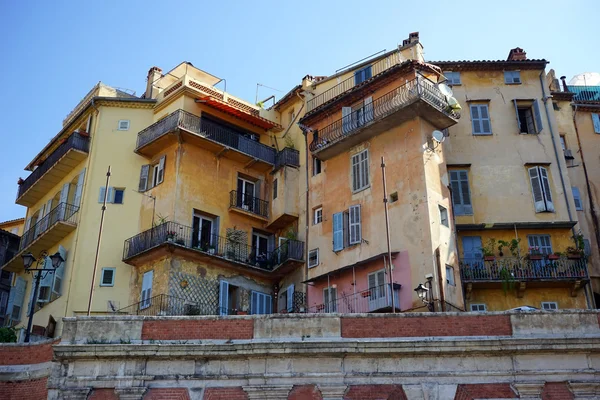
468 287 586 311
0 219 25 236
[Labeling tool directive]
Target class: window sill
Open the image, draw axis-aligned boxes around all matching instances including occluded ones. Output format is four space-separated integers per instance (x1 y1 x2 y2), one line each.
472 133 492 136
505 82 522 85
352 186 370 194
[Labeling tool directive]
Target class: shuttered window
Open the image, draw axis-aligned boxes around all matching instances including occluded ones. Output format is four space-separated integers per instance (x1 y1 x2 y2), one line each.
354 65 372 85
52 246 67 296
333 212 344 251
348 205 361 245
351 149 369 192
592 113 600 134
323 287 337 313
450 170 473 215
504 71 521 84
444 71 461 85
527 235 552 255
572 187 583 210
101 268 116 286
470 104 492 135
251 291 272 315
308 249 319 268
139 164 150 192
528 166 555 213
470 304 486 312
7 277 26 323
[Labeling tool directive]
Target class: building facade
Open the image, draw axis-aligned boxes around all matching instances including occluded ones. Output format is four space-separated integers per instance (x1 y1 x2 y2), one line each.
0 226 20 326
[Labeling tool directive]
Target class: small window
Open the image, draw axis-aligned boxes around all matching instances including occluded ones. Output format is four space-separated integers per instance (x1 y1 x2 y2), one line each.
446 265 455 286
470 304 487 312
572 187 583 210
313 157 322 176
100 268 116 287
560 135 566 150
351 149 369 192
308 249 319 268
514 99 543 134
99 187 125 204
118 120 130 131
593 113 600 134
113 188 125 204
470 104 492 135
348 205 362 245
273 179 278 200
541 302 558 310
444 71 461 85
314 207 323 225
439 205 448 227
354 65 372 85
10 227 18 234
504 71 521 84
389 192 398 203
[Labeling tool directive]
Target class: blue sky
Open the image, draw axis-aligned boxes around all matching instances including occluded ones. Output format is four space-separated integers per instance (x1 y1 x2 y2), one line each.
0 0 598 222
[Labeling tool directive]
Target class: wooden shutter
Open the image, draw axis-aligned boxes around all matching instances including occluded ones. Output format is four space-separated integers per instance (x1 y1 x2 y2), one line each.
286 284 294 312
592 114 600 134
333 212 344 251
342 107 352 134
58 182 70 220
364 96 374 123
539 167 554 212
38 257 54 302
368 273 376 291
52 246 67 295
157 156 166 184
73 168 86 208
572 187 583 210
219 280 229 315
533 99 543 133
139 164 150 192
265 293 272 314
513 99 521 132
34 204 45 237
462 236 483 261
528 167 546 212
470 105 483 134
8 277 26 322
349 205 361 245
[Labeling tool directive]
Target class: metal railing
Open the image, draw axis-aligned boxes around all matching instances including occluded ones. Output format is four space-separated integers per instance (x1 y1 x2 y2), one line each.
306 53 403 112
229 190 269 218
123 221 305 270
307 284 400 314
19 203 79 251
136 110 276 164
115 294 237 317
17 133 90 199
460 257 588 282
275 147 300 169
309 77 459 152
566 85 600 102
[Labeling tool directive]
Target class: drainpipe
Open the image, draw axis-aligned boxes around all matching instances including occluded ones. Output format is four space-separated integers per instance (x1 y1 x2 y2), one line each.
297 91 311 300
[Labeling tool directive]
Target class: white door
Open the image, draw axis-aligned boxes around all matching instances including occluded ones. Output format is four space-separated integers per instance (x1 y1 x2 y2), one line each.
237 178 255 210
140 271 153 310
368 269 387 311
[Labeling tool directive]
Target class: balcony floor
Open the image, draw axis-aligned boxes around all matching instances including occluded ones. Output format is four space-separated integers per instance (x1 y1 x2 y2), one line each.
229 205 269 222
267 212 299 231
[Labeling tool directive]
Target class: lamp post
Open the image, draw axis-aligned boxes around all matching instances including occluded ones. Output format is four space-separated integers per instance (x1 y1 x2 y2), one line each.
414 277 434 312
22 251 64 343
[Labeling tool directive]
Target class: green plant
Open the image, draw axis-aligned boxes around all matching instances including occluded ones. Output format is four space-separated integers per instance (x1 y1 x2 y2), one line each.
153 213 168 228
0 327 17 343
284 135 296 150
573 231 585 252
499 266 515 294
285 229 297 241
481 238 496 257
498 238 521 258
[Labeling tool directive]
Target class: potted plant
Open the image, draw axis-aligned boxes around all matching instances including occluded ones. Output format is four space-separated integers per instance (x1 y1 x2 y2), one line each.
481 238 496 261
499 266 515 294
566 246 583 259
527 246 543 260
498 238 521 259
548 252 562 260
208 245 216 255
166 231 177 242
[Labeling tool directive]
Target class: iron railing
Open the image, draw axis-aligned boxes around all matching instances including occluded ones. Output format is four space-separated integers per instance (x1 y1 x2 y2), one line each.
115 294 238 316
566 85 600 102
229 190 269 218
136 110 276 164
307 284 400 314
123 221 305 270
17 133 90 199
306 53 403 112
275 147 300 169
309 77 459 152
19 203 79 251
460 257 589 282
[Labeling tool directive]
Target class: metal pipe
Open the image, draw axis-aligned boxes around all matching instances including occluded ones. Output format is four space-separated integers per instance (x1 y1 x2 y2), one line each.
298 91 311 294
25 270 42 342
87 166 111 316
435 248 445 311
380 156 395 313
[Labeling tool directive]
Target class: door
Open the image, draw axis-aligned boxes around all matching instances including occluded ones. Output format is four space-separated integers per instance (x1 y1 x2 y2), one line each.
286 284 295 312
462 236 483 268
140 271 153 310
253 233 269 258
528 235 552 269
251 291 272 315
278 237 288 263
342 107 353 135
237 178 255 211
368 269 387 311
219 280 229 315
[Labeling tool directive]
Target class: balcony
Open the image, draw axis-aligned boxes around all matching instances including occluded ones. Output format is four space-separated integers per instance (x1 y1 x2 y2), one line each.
2 203 79 272
274 147 300 170
123 221 304 277
309 77 460 160
135 110 276 172
229 190 269 220
16 133 90 207
307 284 401 314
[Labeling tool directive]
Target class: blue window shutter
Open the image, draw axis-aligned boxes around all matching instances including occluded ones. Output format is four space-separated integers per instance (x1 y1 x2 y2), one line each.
333 212 344 251
73 168 86 208
98 187 106 203
8 277 26 322
449 171 463 215
572 187 583 210
219 280 229 315
462 236 483 261
513 99 521 132
592 114 600 134
287 284 294 312
365 66 372 80
52 246 67 295
533 100 543 133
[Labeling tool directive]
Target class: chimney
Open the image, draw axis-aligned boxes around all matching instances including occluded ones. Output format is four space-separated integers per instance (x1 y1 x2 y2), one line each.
560 76 569 92
507 47 527 61
145 66 163 99
401 32 419 47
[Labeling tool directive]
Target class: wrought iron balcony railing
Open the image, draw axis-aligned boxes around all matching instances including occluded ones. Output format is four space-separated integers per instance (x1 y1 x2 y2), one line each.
306 284 400 314
123 221 304 270
229 190 269 218
274 147 300 169
19 203 79 251
136 110 276 164
17 133 90 200
115 294 238 316
566 85 600 102
309 77 459 152
459 257 588 282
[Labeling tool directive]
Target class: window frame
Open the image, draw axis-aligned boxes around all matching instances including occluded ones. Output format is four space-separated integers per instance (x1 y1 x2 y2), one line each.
323 286 337 312
444 71 461 85
439 205 449 227
348 205 362 245
541 301 558 310
528 166 555 213
449 170 473 216
446 265 455 286
572 186 583 210
113 188 125 204
308 249 319 268
100 267 116 287
504 71 522 84
117 120 130 131
470 103 492 135
470 303 487 312
273 179 278 200
314 207 323 225
351 149 370 192
313 156 322 176
354 65 372 85
527 234 553 255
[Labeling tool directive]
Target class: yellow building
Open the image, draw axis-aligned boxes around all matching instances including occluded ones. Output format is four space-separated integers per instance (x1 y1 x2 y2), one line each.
0 218 25 236
1 83 155 338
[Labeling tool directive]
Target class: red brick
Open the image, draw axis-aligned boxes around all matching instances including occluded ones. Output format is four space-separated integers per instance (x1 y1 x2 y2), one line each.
454 384 516 400
145 388 191 399
344 385 407 400
89 388 118 400
0 339 58 366
0 378 48 400
288 385 322 400
542 382 574 400
203 387 249 400
142 319 254 340
341 315 512 338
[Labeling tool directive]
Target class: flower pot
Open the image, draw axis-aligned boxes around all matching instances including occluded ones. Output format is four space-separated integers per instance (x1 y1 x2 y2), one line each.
567 254 582 259
484 256 495 261
548 254 560 260
208 249 215 255
528 255 543 260
167 237 174 242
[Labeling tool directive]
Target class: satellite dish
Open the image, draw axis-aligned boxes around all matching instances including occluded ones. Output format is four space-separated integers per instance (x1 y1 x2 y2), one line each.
438 83 453 97
432 130 446 144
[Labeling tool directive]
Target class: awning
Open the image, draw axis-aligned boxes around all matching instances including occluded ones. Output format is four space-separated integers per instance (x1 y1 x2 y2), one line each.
303 251 399 284
456 221 577 231
197 96 281 130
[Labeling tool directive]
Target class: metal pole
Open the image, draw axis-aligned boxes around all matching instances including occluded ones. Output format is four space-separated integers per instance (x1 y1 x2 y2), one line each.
24 270 42 343
87 166 111 316
381 157 395 313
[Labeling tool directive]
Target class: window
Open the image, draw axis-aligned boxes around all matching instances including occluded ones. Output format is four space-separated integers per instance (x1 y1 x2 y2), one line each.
7 276 26 322
140 270 153 309
528 166 554 213
314 207 323 225
308 249 319 268
333 212 344 252
593 114 600 134
541 302 558 310
446 265 455 286
288 109 295 125
439 205 448 227
444 71 461 85
10 227 18 234
251 291 272 315
273 179 278 200
572 187 583 210
113 188 125 204
313 157 322 176
333 206 362 251
351 149 369 192
118 120 130 131
560 135 566 150
354 65 372 85
527 235 552 255
470 104 492 135
99 187 125 204
389 192 398 203
323 286 337 312
504 71 521 84
513 99 543 134
348 205 361 244
470 303 487 312
449 170 473 215
584 239 591 257
139 156 166 191
100 268 116 287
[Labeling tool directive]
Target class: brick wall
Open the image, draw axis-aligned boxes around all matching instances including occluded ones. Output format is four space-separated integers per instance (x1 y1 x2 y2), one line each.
344 385 407 400
542 382 574 400
0 378 48 400
341 315 512 338
145 388 191 399
0 338 57 365
454 383 517 399
142 319 254 340
288 385 322 400
89 388 118 400
203 387 248 400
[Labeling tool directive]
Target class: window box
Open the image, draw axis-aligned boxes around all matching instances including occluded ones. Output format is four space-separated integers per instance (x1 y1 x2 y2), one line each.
484 256 495 261
528 254 543 260
548 254 560 260
567 253 582 259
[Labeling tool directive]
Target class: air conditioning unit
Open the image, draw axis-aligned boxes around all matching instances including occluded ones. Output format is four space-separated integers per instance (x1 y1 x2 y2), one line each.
564 149 575 160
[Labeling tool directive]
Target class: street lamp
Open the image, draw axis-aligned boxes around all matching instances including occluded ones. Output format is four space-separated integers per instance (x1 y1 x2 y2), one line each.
21 251 64 343
414 277 434 312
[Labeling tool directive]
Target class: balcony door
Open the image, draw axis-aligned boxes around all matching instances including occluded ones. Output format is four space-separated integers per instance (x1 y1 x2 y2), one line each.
192 212 217 250
237 177 255 212
368 269 387 311
462 236 483 268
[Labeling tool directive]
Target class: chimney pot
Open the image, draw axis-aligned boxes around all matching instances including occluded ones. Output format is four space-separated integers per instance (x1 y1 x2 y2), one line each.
560 76 569 92
507 47 527 61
